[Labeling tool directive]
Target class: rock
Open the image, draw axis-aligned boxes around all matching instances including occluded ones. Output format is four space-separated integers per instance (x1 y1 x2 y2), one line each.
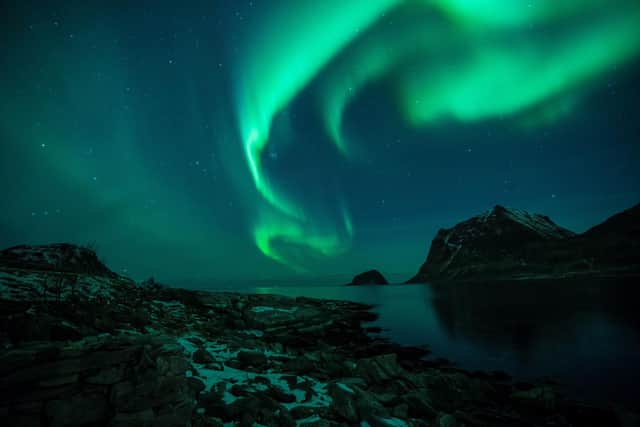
347 269 389 286
230 384 250 397
85 364 127 385
403 390 438 419
420 371 492 412
236 350 268 368
291 405 322 419
327 382 359 423
192 348 215 364
192 415 224 427
198 390 227 418
154 397 195 427
266 384 297 403
511 385 556 410
38 374 79 387
355 388 389 419
186 337 204 346
366 415 409 427
239 412 255 427
45 395 109 427
153 375 196 405
0 243 118 278
298 417 332 427
437 413 459 427
1 414 41 427
278 406 297 427
226 394 280 424
156 354 190 376
110 381 138 410
187 376 206 394
110 409 155 427
50 321 84 341
204 362 224 371
392 403 409 419
355 353 406 385
371 391 399 406
283 356 315 374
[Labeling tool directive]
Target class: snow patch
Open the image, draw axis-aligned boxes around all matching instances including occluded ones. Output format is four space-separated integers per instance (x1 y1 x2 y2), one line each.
379 417 409 427
178 334 332 411
251 306 298 313
337 382 354 394
240 329 264 337
298 415 321 426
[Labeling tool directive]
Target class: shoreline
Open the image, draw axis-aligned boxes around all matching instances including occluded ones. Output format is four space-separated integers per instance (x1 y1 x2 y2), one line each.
2 266 638 426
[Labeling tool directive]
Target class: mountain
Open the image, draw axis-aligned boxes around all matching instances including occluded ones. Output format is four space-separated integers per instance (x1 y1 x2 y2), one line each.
408 204 640 282
347 269 389 286
0 243 117 278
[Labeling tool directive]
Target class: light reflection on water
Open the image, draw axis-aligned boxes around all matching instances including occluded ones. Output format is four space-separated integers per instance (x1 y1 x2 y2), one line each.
237 279 640 407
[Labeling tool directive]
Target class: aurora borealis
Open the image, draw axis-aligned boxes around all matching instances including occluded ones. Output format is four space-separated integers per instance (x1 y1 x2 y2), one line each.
2 1 640 283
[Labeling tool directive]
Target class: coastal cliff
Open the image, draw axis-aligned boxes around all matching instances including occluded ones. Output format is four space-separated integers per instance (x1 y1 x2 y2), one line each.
408 203 640 282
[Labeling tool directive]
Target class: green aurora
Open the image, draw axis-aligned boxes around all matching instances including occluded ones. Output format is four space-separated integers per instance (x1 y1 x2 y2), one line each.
2 0 639 281
234 0 640 269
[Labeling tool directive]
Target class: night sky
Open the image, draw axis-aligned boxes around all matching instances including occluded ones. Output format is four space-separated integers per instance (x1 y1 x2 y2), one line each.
2 1 639 284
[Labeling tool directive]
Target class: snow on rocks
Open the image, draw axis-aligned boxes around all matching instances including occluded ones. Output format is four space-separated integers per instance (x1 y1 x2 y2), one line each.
177 333 333 416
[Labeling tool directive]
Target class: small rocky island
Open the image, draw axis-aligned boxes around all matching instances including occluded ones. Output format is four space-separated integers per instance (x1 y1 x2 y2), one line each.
347 270 389 286
0 244 634 426
408 203 640 283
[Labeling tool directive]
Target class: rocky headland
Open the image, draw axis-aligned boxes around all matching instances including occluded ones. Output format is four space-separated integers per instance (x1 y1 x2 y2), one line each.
408 203 640 283
346 270 389 286
1 243 635 426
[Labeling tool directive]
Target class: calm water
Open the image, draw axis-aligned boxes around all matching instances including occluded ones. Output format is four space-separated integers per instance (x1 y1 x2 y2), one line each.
235 279 640 408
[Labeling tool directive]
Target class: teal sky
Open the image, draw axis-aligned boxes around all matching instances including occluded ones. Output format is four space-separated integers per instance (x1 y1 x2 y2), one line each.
1 1 639 285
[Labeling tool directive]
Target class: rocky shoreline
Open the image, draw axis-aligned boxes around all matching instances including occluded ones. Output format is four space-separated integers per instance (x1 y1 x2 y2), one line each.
1 245 637 426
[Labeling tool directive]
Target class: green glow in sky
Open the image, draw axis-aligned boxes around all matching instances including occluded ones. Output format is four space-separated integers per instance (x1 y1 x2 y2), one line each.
235 0 397 265
399 6 640 125
254 208 353 272
235 0 640 268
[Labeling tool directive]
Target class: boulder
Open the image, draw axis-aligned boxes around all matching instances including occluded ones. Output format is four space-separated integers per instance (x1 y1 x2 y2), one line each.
327 382 359 423
192 348 215 364
511 385 556 410
45 395 110 427
236 350 268 368
355 353 406 385
347 270 389 286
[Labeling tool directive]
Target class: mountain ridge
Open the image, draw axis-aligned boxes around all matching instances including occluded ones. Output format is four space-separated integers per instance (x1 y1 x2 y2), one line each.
408 203 640 283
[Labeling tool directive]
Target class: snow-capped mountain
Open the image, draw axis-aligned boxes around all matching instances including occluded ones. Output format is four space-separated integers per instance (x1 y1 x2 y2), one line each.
408 203 639 282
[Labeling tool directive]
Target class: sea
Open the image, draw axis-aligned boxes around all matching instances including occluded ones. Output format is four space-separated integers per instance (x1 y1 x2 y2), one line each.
230 279 640 409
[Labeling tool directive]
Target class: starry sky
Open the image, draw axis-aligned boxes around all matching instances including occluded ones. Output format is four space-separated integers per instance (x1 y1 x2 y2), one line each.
2 1 639 285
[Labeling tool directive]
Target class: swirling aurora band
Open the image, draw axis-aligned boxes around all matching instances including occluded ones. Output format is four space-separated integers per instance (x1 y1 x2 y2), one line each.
233 0 640 269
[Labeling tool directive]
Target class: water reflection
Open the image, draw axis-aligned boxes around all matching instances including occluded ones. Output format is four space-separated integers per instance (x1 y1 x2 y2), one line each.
243 279 640 406
425 279 640 405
